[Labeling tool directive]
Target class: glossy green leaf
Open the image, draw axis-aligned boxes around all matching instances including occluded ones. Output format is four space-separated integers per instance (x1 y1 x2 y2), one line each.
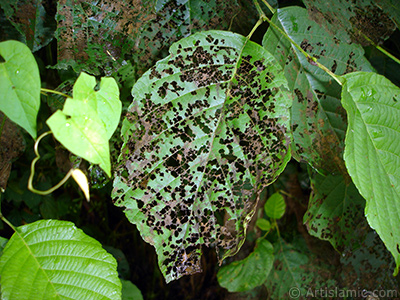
304 173 367 251
0 0 56 51
0 40 40 139
263 7 374 175
256 218 271 231
47 73 121 177
113 30 292 283
342 71 400 275
303 0 397 46
121 280 143 300
0 219 121 300
264 192 286 219
217 238 274 292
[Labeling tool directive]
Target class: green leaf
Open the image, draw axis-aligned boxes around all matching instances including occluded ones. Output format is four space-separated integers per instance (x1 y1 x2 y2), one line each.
0 219 121 300
256 218 271 231
0 40 40 138
113 30 292 283
217 238 274 292
341 231 400 292
0 236 8 256
47 105 111 177
263 7 374 175
303 0 397 46
265 237 337 299
47 73 121 177
71 72 121 139
121 279 143 300
0 0 56 51
304 173 367 251
264 192 285 219
341 71 400 275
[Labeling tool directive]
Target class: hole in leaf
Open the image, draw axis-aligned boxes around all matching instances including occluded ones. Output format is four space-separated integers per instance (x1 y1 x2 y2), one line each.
0 54 5 63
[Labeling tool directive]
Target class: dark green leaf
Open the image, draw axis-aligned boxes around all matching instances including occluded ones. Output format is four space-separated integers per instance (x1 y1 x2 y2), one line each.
121 279 143 300
263 7 374 175
303 0 397 45
342 71 400 275
217 238 274 292
304 173 367 251
113 30 292 282
265 237 337 299
0 0 56 51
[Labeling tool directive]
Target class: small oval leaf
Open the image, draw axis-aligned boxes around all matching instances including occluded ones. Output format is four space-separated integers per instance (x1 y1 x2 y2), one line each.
256 218 271 231
264 192 286 219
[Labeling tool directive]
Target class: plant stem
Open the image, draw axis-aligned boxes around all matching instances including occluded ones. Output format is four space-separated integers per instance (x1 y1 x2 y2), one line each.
261 13 344 86
41 88 71 98
252 0 344 86
362 34 400 65
260 0 276 14
28 131 74 195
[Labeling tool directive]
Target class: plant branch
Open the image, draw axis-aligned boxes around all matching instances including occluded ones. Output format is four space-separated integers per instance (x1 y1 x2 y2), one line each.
362 34 400 66
260 0 276 15
41 88 71 98
251 2 344 86
28 131 74 195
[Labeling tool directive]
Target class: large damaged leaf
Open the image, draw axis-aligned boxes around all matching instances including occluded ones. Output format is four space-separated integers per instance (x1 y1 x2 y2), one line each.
303 0 397 46
263 7 374 175
113 30 292 282
304 173 367 252
54 0 239 76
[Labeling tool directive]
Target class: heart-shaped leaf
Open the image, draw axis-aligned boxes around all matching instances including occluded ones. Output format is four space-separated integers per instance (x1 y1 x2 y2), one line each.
47 72 121 177
0 40 40 139
113 30 292 282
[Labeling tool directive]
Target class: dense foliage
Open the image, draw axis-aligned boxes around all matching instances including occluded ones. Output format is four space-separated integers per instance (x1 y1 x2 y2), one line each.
1 0 400 299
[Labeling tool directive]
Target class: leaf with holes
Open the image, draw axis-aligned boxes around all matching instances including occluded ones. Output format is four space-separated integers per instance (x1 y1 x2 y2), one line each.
0 40 40 139
47 72 121 177
304 173 367 252
0 219 121 299
112 30 292 283
217 238 274 292
265 237 337 299
342 71 400 275
54 0 240 76
303 0 397 46
263 7 374 175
